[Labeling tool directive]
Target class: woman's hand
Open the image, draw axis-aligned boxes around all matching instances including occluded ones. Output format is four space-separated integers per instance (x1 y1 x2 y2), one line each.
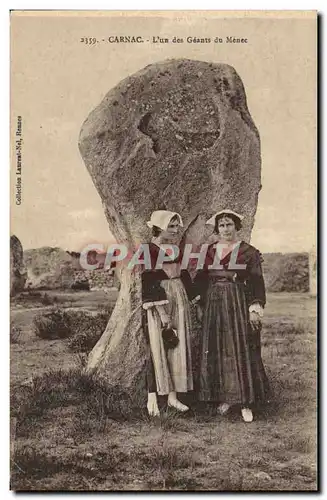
163 319 173 329
249 311 262 331
156 304 171 328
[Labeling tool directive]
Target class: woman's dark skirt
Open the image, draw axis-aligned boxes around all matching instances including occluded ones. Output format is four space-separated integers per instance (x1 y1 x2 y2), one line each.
199 278 270 405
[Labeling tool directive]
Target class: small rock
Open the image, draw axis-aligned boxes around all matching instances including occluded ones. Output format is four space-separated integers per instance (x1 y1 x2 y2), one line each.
86 452 93 458
254 472 272 481
302 475 314 483
20 377 34 388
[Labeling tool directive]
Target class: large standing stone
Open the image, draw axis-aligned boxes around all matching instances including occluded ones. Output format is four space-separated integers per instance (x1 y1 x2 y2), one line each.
79 59 262 393
10 235 27 296
24 247 79 290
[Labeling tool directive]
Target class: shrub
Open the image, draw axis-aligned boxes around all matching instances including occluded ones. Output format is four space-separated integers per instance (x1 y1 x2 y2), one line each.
11 324 22 344
68 331 100 353
11 439 129 490
71 281 90 291
11 367 145 440
33 308 72 339
12 290 59 308
40 293 55 306
67 310 110 353
33 307 112 347
263 253 309 293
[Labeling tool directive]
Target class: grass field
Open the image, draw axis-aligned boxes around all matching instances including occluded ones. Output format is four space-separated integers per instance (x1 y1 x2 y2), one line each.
10 290 317 491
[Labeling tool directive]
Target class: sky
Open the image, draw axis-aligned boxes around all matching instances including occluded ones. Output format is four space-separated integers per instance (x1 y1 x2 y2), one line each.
10 11 316 253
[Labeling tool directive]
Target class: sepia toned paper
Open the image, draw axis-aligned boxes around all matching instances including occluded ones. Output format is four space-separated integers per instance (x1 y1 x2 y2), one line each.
10 10 317 492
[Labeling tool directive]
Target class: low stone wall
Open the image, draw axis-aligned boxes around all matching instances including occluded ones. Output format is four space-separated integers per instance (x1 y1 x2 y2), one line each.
72 269 115 290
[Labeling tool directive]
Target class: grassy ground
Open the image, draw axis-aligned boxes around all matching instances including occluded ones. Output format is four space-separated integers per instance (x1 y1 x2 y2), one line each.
10 290 317 491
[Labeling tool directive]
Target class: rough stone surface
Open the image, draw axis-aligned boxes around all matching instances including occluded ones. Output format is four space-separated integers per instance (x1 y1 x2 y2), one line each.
10 235 27 296
79 58 262 392
24 247 78 289
23 247 115 291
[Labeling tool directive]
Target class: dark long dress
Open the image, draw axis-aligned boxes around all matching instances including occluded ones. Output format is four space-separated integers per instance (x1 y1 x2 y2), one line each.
142 243 199 395
195 241 270 405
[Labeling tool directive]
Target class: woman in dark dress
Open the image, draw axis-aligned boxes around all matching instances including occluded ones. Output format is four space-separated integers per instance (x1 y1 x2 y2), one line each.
142 210 200 417
195 209 270 422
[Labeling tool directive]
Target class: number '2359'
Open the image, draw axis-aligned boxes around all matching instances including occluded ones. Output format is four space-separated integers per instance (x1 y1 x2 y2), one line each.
80 37 97 44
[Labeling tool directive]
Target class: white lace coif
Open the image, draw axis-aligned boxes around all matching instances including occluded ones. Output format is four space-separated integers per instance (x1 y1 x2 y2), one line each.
206 209 244 226
146 210 183 231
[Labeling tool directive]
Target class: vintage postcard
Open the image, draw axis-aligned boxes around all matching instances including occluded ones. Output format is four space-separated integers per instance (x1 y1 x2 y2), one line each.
10 10 317 491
